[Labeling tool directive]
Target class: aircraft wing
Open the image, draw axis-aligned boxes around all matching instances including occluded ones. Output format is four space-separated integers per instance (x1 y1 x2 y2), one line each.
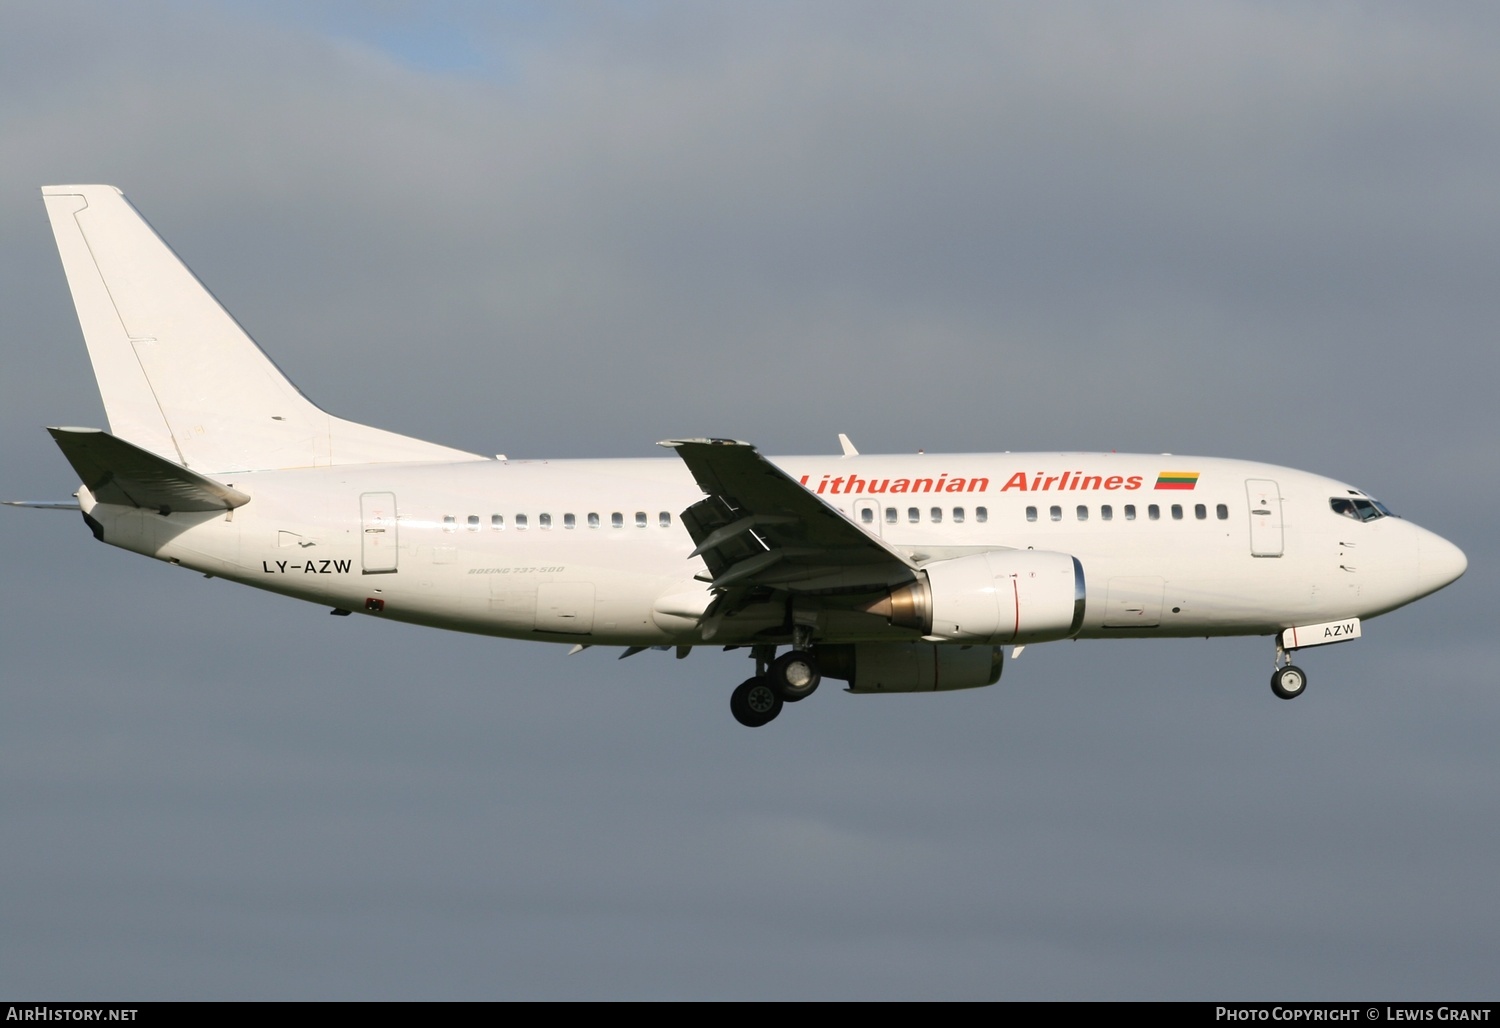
660 439 918 603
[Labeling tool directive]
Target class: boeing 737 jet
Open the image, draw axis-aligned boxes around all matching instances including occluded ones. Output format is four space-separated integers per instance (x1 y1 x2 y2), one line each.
10 185 1468 726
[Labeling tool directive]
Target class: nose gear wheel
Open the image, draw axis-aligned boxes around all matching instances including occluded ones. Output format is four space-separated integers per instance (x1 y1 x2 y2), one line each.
1271 665 1307 700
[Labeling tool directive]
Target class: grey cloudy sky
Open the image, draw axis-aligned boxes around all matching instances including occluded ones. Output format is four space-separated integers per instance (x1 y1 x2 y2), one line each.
1 1 1495 999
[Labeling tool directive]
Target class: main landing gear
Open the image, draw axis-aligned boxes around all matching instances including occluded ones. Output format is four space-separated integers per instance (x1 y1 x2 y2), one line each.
1271 638 1307 700
730 677 782 728
769 650 820 702
729 640 822 727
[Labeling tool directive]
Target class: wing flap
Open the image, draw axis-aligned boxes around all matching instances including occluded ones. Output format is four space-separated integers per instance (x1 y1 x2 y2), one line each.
47 426 250 512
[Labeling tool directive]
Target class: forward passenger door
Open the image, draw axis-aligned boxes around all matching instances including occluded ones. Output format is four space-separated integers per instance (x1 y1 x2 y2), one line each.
1246 479 1284 558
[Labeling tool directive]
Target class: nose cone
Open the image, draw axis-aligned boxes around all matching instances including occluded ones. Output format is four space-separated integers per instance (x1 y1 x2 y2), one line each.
1416 528 1467 598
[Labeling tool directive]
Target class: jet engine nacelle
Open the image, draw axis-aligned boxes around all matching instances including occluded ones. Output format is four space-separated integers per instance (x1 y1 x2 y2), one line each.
815 642 1003 694
866 549 1086 644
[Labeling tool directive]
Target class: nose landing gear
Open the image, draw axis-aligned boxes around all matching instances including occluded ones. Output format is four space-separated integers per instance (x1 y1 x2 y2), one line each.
1271 664 1307 699
1271 638 1307 700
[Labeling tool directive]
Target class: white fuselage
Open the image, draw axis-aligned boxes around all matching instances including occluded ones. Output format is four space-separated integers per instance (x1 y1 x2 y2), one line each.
79 451 1464 649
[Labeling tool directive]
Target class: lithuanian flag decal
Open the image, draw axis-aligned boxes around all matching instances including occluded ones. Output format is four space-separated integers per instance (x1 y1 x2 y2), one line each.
1154 471 1200 490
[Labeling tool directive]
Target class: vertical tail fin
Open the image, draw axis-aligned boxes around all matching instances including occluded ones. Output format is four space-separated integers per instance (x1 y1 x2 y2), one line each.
41 185 482 473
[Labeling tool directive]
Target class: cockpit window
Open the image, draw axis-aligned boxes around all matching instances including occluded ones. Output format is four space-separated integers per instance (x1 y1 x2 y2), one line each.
1330 497 1391 522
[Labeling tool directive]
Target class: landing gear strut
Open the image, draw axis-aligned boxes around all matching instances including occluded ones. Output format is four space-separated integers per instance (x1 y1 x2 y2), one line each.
1271 638 1307 700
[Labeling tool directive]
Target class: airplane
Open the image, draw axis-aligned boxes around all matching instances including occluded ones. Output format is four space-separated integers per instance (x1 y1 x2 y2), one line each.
10 185 1468 727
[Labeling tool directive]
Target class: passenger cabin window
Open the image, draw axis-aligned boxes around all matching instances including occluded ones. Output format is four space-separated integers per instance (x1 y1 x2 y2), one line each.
442 515 456 532
539 513 552 529
976 507 987 523
588 513 600 528
563 513 576 529
930 507 942 523
491 514 504 530
1050 505 1062 522
885 507 898 524
953 507 965 523
1148 505 1160 521
612 512 623 529
659 512 672 528
1171 504 1183 520
1076 505 1088 521
1194 504 1207 520
635 512 647 528
467 515 479 531
908 507 920 524
1125 504 1136 521
516 514 528 530
1216 504 1229 520
1026 506 1038 522
1101 505 1113 521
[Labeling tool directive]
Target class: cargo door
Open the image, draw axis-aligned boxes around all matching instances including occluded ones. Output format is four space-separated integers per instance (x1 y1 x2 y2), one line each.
536 582 596 635
1102 576 1165 628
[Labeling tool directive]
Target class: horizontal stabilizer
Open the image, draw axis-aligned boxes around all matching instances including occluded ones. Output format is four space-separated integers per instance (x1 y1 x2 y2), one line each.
47 426 250 512
3 500 82 510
